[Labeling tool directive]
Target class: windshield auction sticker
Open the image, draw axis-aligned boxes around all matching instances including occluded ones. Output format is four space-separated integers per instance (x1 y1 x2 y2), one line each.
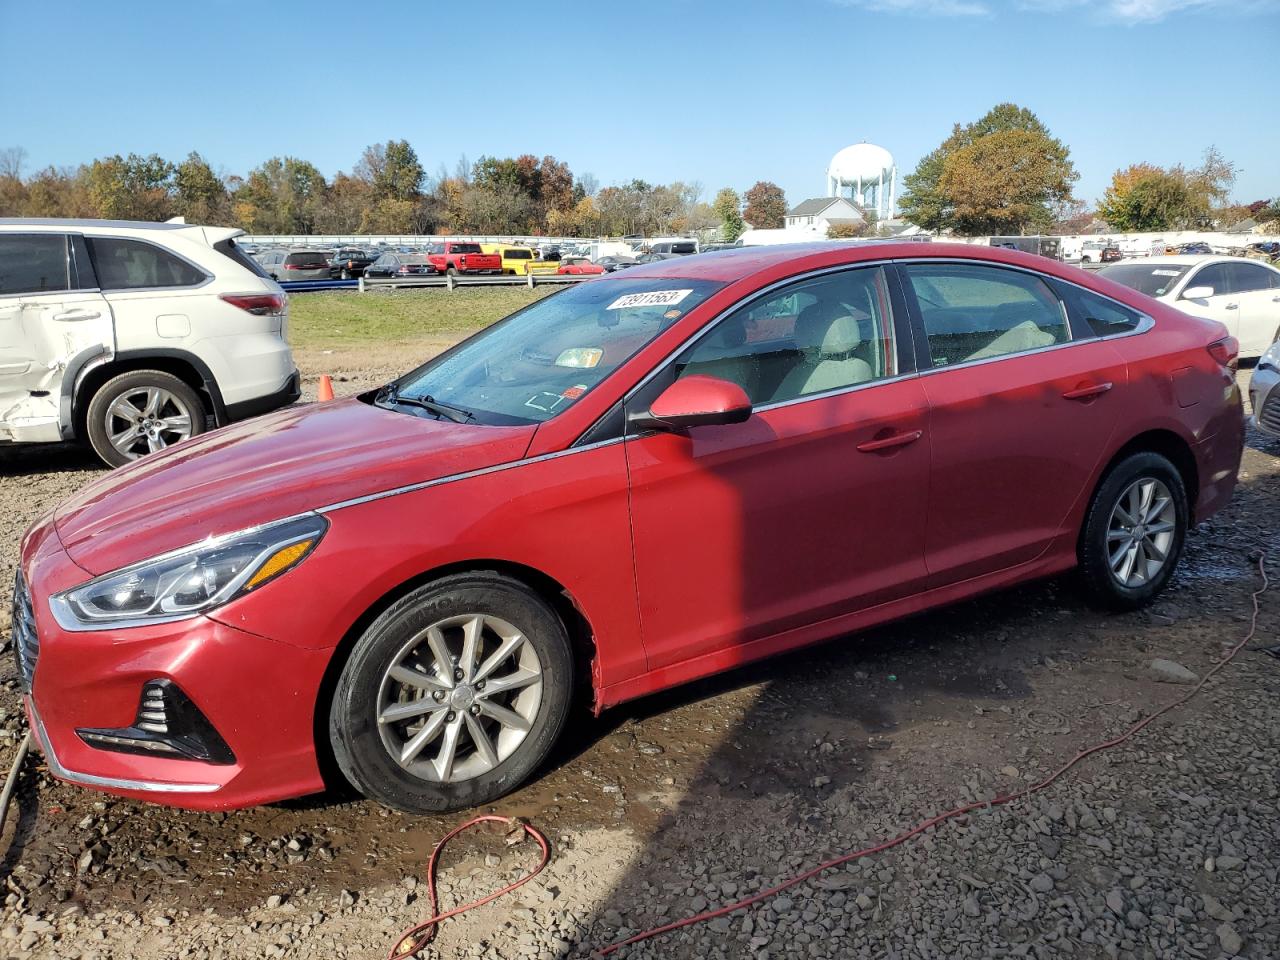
1151 269 1181 277
607 289 693 310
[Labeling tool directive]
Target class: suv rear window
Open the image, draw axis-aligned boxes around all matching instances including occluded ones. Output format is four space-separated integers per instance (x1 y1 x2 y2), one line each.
87 237 208 290
505 248 532 259
285 252 329 267
0 234 69 295
215 238 272 280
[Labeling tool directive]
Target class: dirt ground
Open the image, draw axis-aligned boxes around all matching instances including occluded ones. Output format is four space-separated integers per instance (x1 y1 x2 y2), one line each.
0 353 1276 960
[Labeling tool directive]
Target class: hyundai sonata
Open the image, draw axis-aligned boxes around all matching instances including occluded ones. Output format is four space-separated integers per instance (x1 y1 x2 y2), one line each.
16 242 1243 813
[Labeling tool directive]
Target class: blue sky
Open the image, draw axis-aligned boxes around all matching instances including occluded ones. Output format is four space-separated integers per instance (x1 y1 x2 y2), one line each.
2 0 1276 208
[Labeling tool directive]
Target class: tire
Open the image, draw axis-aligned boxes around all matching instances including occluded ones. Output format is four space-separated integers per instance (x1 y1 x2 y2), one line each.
329 572 574 814
340 269 351 280
1078 451 1188 611
84 369 207 468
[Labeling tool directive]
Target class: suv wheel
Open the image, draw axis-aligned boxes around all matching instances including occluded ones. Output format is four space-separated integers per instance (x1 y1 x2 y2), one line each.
1078 451 1188 610
329 572 573 813
85 370 207 468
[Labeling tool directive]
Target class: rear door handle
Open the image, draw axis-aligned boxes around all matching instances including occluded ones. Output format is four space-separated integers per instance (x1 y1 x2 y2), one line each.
1062 381 1113 401
856 429 923 453
1224 303 1238 310
52 308 102 322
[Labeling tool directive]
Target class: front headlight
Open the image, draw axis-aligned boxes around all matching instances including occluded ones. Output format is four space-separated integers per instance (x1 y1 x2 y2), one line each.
50 514 328 631
1262 335 1280 370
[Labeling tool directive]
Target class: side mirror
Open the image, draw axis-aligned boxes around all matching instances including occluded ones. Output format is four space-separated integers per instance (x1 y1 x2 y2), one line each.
635 375 752 431
1181 285 1214 300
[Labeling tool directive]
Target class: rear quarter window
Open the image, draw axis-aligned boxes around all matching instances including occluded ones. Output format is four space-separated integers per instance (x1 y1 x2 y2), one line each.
87 237 208 290
215 239 272 280
1057 283 1145 338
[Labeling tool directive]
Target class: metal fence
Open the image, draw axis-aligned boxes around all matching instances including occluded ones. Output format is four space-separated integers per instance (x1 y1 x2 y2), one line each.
278 273 593 294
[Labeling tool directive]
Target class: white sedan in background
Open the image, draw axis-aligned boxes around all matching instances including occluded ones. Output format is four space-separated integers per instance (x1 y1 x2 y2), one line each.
1098 255 1280 358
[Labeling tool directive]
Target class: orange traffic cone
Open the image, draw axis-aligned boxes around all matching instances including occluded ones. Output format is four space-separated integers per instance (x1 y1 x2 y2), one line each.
317 375 335 402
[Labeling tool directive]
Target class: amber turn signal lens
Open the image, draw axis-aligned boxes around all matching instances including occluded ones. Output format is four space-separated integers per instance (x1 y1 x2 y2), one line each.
246 539 315 589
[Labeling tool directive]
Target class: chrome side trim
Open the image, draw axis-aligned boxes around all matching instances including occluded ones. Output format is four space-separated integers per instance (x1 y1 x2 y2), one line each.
316 436 628 514
28 698 222 794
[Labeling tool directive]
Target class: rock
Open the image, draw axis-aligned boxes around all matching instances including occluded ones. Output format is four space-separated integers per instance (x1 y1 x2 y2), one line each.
1215 856 1244 871
266 895 283 910
1202 895 1234 922
1030 873 1055 894
1105 889 1125 916
963 895 981 918
1149 659 1199 684
1216 922 1244 955
773 897 794 914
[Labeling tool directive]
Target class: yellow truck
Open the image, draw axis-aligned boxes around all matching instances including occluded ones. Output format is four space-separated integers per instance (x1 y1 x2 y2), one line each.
480 243 561 276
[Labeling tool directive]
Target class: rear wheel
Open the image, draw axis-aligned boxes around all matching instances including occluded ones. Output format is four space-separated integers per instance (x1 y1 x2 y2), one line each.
328 572 574 813
84 369 206 468
1078 452 1188 610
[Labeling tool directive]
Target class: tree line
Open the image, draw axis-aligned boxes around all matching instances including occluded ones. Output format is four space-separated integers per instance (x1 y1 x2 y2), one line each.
0 143 792 238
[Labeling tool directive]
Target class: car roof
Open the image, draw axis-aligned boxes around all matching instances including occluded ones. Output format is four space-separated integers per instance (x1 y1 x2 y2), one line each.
1104 255 1226 267
614 241 1068 282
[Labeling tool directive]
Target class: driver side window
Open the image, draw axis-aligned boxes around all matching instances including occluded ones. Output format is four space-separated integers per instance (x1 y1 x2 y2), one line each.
673 267 897 406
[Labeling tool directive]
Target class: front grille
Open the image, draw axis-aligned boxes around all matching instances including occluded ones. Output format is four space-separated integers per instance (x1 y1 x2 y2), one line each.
11 571 39 693
1260 392 1280 433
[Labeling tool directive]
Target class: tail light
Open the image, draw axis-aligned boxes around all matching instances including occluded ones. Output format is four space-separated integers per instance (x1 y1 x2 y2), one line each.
1207 336 1238 370
221 293 285 316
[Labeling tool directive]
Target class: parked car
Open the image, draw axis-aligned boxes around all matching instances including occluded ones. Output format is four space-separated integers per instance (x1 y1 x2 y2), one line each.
257 248 331 281
1080 240 1119 264
427 242 503 276
479 244 560 276
1248 330 1280 440
1178 242 1213 256
0 218 299 467
17 242 1243 814
646 239 699 256
329 249 376 279
365 253 437 278
1098 255 1280 357
597 255 637 272
557 256 605 275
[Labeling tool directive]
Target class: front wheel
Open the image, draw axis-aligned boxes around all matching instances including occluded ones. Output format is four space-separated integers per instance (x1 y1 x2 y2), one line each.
84 370 207 467
340 268 351 280
328 572 574 813
1078 452 1188 610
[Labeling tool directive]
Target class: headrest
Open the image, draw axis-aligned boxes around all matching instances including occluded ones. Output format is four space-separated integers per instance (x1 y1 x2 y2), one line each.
795 304 867 357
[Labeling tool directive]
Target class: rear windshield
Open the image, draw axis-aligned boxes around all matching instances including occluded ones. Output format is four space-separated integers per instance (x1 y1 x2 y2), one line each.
1097 263 1190 297
215 239 271 280
450 243 483 254
335 249 367 258
400 255 431 264
286 252 329 266
506 248 532 259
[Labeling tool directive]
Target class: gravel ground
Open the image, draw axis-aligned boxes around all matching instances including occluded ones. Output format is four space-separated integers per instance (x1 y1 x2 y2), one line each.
0 362 1276 960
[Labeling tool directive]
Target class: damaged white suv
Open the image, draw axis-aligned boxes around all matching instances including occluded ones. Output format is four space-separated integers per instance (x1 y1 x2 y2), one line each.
0 219 299 466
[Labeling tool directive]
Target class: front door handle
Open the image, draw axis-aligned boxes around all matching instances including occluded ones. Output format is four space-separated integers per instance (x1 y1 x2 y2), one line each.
1224 303 1238 310
856 429 923 453
1062 381 1113 401
52 308 102 322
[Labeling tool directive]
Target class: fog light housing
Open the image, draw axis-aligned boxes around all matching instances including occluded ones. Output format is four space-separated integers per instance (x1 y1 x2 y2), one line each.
77 680 236 765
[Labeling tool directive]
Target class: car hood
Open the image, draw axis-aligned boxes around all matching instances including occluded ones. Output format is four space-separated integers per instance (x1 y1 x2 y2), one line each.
54 398 535 575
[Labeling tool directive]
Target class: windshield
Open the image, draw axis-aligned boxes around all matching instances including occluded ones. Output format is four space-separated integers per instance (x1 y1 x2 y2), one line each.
1097 263 1190 297
387 277 725 425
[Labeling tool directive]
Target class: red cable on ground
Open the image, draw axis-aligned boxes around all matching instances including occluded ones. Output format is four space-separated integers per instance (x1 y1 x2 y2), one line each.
389 814 551 959
594 554 1270 957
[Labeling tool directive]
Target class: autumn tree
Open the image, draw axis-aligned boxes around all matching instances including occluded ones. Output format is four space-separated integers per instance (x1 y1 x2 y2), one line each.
85 153 176 221
743 181 786 228
713 187 743 242
901 103 1077 235
233 157 327 233
173 152 230 224
1096 149 1236 231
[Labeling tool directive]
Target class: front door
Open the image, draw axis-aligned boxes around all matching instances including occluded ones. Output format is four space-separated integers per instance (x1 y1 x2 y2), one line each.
898 260 1128 587
625 265 931 671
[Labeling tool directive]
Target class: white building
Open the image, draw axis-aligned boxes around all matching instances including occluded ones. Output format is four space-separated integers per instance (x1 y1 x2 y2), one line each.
827 142 896 221
783 197 866 234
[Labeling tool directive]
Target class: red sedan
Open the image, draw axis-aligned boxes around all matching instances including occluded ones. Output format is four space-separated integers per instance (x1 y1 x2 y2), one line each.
16 243 1243 813
558 256 605 275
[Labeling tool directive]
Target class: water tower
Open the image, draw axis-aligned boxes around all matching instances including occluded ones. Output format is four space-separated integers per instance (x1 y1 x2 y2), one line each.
827 142 896 220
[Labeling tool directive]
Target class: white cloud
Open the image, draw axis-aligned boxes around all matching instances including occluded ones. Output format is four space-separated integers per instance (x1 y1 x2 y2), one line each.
1018 0 1274 22
832 0 993 16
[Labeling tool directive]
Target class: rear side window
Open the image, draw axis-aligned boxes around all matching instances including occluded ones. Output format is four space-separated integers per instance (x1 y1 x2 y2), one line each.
215 238 272 280
88 237 208 289
1060 284 1144 337
506 248 532 259
904 262 1069 368
0 234 70 295
1185 263 1231 298
1226 262 1279 293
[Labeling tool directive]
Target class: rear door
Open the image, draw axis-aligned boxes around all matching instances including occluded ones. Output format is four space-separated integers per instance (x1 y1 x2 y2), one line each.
898 260 1128 586
1 233 112 432
1224 261 1280 356
1178 262 1239 339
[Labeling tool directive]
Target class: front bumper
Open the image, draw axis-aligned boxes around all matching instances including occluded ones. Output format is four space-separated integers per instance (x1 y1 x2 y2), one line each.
1248 362 1280 437
17 520 330 809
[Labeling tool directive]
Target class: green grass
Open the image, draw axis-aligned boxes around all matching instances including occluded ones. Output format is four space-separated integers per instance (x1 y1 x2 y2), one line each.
287 287 554 350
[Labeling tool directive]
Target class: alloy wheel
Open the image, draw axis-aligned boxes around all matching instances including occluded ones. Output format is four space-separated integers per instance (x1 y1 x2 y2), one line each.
1106 477 1176 588
103 386 196 460
376 614 544 783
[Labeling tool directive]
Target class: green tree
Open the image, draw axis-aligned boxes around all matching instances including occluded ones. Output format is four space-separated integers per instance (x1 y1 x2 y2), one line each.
357 140 424 202
234 157 327 233
173 152 229 224
900 103 1077 235
713 187 743 242
1096 149 1235 232
743 181 787 228
85 153 175 220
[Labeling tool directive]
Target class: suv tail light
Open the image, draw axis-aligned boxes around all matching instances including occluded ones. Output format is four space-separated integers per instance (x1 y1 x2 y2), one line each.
1207 336 1238 370
221 293 285 316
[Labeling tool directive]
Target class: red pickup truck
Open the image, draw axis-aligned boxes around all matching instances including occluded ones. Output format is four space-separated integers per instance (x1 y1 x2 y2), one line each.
426 241 503 276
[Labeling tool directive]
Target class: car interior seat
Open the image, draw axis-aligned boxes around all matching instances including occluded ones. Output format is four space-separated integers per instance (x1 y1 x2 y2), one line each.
772 304 873 401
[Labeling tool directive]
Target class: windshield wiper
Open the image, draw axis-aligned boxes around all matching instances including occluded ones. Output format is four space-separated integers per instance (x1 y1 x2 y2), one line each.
376 384 474 423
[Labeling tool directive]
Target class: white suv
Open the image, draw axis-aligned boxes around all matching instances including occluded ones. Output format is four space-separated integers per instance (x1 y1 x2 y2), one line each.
0 218 299 466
